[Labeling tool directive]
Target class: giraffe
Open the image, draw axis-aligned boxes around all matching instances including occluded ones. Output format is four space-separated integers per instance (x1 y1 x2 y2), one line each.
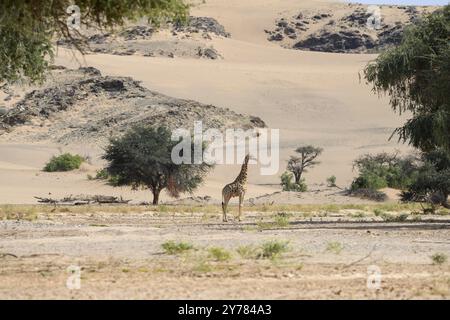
221 154 254 222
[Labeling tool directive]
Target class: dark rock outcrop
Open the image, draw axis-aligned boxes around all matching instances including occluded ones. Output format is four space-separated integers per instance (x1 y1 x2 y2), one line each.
294 30 376 53
266 5 436 53
174 16 230 37
0 68 266 144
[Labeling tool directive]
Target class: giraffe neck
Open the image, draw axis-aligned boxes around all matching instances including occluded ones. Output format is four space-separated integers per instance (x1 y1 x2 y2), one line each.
234 160 249 185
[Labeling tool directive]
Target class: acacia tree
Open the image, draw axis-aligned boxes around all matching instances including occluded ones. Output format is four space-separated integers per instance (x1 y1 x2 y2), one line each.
287 145 323 184
0 0 188 84
364 5 450 153
103 126 211 205
401 149 450 211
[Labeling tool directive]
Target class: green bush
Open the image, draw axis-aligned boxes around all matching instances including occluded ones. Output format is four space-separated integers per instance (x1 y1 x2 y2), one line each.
380 212 409 222
236 245 257 259
161 241 194 255
95 168 109 179
208 247 232 261
258 240 289 259
44 153 84 172
326 175 337 187
326 241 343 254
89 168 120 186
401 149 450 212
351 172 388 191
431 253 447 265
281 172 307 192
350 153 418 191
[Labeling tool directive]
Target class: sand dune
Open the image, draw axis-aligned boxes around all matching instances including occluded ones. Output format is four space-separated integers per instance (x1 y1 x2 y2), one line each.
0 0 416 204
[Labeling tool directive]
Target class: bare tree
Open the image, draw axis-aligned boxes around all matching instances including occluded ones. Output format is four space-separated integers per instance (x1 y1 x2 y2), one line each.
287 145 323 184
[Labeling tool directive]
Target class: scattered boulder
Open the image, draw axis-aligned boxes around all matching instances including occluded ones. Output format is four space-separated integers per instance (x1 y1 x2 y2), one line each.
378 24 404 47
294 30 375 53
87 33 111 44
174 16 230 37
342 10 372 27
55 16 229 60
267 5 437 53
119 26 154 40
269 33 284 41
284 26 296 35
198 47 220 60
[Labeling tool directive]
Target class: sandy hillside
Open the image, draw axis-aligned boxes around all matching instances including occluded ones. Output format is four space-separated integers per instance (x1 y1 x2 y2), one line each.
0 0 425 204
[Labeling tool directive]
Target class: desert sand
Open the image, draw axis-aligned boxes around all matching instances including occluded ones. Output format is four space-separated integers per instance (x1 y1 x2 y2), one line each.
0 0 419 204
0 0 449 300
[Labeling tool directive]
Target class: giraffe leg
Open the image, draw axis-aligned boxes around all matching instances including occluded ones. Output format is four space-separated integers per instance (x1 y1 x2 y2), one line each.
238 193 244 222
222 194 231 222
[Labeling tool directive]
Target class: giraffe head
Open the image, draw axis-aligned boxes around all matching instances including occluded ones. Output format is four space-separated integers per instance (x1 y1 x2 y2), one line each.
244 153 257 164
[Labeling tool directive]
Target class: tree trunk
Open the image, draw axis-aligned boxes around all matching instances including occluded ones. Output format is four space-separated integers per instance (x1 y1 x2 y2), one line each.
152 189 160 205
443 193 450 209
294 171 302 184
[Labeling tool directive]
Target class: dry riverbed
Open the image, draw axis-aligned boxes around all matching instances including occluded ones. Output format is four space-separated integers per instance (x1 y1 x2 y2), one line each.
0 204 449 299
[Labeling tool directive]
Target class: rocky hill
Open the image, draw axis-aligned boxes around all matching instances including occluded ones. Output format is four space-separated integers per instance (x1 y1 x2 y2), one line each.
0 67 265 145
266 4 437 53
57 16 229 59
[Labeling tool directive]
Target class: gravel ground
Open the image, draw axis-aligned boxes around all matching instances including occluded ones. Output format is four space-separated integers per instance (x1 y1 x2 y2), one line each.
0 210 449 299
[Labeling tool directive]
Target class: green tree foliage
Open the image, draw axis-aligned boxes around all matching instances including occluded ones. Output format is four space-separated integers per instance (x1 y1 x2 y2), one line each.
103 125 211 205
44 153 84 172
0 0 188 84
280 171 307 192
401 149 450 210
364 6 450 153
350 152 419 191
287 145 323 184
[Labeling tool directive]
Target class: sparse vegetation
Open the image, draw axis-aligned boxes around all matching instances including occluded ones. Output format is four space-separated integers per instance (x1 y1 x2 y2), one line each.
236 245 258 259
0 205 38 221
326 241 343 254
327 175 337 187
431 253 447 265
374 208 383 216
193 260 213 273
88 169 120 186
280 171 307 192
258 240 290 259
274 214 290 227
161 241 194 255
257 214 290 230
379 212 409 222
43 153 84 172
208 247 232 261
0 203 434 217
350 211 365 218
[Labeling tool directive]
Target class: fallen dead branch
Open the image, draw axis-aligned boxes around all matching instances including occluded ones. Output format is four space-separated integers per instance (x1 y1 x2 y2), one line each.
340 245 377 270
0 253 18 259
34 194 131 205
